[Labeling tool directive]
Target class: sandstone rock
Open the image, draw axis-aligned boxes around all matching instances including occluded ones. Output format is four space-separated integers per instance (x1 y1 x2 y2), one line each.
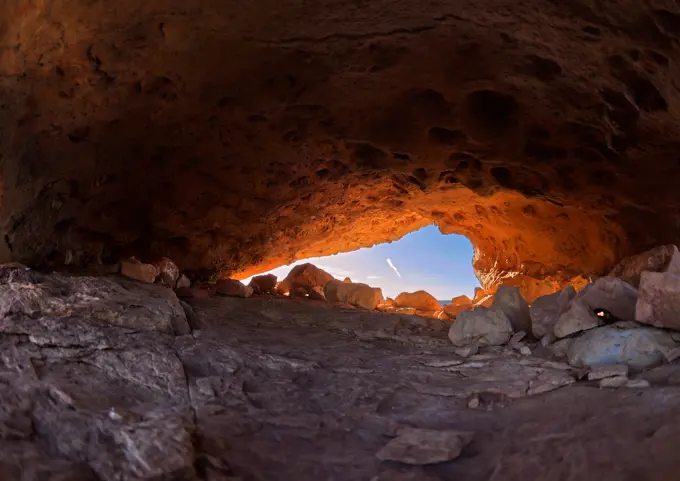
383 297 395 307
395 291 441 311
153 257 180 287
0 270 186 334
452 295 472 306
635 271 680 331
279 264 334 295
176 274 191 289
626 379 651 388
474 294 494 308
541 333 556 347
395 307 418 315
0 262 29 270
376 427 474 465
576 276 638 321
453 344 478 358
530 286 576 338
443 304 470 319
548 338 573 358
290 286 309 298
120 258 158 283
308 286 327 301
448 308 514 347
249 274 278 295
215 278 253 298
599 376 629 388
509 331 527 346
567 325 677 371
472 288 487 304
491 285 531 333
343 277 352 283
588 364 629 381
609 244 680 287
443 295 474 318
665 347 680 363
175 286 214 299
553 299 603 338
324 280 383 310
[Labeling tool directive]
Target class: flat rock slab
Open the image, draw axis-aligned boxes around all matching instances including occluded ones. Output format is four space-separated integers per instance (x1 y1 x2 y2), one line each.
1 273 680 480
0 270 186 334
376 427 474 465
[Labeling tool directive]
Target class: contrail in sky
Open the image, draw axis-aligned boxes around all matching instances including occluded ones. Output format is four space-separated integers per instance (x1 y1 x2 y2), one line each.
386 258 401 278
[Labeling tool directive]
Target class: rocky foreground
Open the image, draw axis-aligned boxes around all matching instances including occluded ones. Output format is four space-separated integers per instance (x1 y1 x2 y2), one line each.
2 265 680 481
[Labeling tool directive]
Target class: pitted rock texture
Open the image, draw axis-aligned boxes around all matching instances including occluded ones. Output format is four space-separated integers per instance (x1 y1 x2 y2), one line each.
4 1 680 286
0 272 680 479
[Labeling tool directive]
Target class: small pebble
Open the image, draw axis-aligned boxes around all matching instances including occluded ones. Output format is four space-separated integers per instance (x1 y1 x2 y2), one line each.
468 396 480 409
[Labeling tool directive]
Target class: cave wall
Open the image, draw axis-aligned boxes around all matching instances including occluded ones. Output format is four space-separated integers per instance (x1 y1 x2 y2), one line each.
2 0 680 287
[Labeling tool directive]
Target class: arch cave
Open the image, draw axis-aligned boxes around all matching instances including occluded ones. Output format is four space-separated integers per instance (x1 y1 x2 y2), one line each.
2 0 677 290
3 2 680 480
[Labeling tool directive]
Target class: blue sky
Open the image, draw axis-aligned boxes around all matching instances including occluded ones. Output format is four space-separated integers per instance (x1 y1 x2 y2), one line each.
244 225 480 300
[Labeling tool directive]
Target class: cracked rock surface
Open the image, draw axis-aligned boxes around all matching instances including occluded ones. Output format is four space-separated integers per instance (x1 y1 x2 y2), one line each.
1 271 680 480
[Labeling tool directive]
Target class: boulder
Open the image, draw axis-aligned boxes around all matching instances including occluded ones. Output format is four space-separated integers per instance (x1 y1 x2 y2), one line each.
395 291 441 311
530 286 576 338
443 303 471 318
609 244 680 287
278 264 334 295
121 258 158 283
249 274 278 295
383 297 395 307
324 280 383 310
452 295 472 306
215 279 253 298
443 295 473 318
153 257 180 287
343 277 352 283
176 274 191 289
490 286 531 333
574 276 638 321
448 307 514 347
635 271 680 331
553 299 604 338
567 324 677 371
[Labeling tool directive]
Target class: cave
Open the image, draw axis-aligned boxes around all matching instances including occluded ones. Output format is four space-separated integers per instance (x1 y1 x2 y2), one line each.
3 1 680 480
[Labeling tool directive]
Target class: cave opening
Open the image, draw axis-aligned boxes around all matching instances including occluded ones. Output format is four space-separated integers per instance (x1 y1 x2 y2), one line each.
240 225 481 301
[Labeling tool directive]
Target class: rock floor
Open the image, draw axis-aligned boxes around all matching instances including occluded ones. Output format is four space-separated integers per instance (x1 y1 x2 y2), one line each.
2 277 680 480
